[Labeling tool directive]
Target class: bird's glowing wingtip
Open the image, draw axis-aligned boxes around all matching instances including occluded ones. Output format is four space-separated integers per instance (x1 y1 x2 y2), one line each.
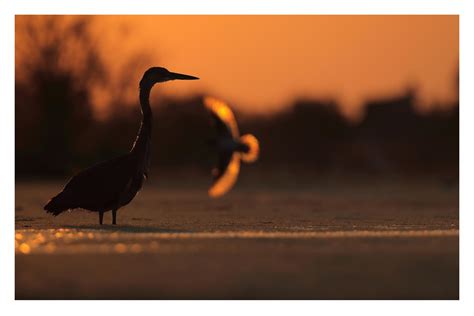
208 154 241 198
239 134 260 163
203 96 240 138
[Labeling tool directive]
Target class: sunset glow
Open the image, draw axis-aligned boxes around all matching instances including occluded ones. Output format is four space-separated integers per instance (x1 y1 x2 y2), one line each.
16 15 458 119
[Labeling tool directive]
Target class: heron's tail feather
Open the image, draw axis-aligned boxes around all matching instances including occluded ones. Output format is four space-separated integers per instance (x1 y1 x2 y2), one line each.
239 134 259 163
44 193 71 216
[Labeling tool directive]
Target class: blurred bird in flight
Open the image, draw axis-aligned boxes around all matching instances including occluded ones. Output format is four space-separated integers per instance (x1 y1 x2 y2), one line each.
204 96 260 198
44 67 199 225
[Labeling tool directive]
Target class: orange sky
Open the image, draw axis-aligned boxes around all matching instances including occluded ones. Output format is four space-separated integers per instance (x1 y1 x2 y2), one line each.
17 15 459 119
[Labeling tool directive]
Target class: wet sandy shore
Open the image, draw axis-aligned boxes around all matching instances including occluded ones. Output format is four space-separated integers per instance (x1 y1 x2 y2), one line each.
15 177 458 299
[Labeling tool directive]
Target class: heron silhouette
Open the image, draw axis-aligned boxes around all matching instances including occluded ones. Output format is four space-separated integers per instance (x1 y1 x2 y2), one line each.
204 96 259 197
44 67 199 225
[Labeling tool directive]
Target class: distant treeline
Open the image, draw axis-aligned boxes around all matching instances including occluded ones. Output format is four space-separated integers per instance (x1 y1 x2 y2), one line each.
16 88 458 177
15 16 458 178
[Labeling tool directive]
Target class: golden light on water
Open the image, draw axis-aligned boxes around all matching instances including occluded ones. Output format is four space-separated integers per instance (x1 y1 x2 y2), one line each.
208 153 241 198
11 225 459 271
14 227 459 256
34 233 46 243
114 243 127 253
15 228 167 255
19 243 31 254
204 96 240 138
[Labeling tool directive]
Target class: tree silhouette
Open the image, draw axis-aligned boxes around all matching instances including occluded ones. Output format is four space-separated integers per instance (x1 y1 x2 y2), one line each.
16 16 105 175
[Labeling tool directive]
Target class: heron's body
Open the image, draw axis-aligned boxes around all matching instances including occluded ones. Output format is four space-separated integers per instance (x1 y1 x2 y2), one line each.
44 67 198 224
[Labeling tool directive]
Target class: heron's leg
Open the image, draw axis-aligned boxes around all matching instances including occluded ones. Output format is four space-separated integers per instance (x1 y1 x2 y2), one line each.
112 209 117 225
99 211 104 225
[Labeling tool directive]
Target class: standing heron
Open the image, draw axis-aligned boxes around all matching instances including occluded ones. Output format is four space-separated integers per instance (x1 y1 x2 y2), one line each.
204 96 259 198
44 67 199 225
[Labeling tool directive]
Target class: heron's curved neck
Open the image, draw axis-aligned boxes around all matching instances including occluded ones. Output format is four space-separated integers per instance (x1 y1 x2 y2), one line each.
131 84 154 153
139 85 153 119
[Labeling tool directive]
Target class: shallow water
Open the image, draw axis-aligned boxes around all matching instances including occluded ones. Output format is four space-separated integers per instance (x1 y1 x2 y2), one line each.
15 178 459 299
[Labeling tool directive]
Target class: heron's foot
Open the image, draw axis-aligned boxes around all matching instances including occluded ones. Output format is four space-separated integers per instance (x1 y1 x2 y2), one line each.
99 211 104 225
112 209 117 225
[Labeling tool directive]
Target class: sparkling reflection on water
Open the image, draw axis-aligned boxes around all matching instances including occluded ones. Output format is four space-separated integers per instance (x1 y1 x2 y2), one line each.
15 227 458 255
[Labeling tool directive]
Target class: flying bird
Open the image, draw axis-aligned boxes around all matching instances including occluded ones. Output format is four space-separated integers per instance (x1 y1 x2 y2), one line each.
204 96 259 198
44 67 199 225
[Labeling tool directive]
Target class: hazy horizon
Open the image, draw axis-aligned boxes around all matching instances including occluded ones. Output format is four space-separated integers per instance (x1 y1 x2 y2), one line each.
15 15 459 120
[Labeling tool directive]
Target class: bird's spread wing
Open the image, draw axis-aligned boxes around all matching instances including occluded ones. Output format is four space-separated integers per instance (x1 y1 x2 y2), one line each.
208 151 240 198
204 96 239 139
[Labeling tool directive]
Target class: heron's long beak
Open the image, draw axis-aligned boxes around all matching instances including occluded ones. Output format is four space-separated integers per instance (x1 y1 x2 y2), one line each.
169 71 199 80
